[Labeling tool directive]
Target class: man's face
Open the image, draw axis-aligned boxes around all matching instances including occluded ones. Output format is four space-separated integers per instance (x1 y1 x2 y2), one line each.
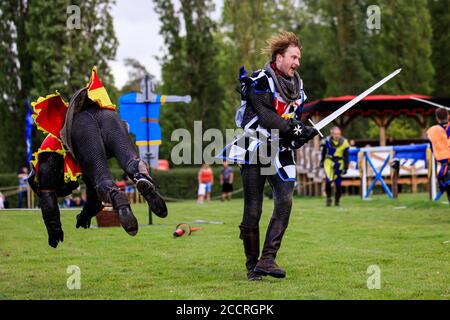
331 128 342 140
276 45 301 77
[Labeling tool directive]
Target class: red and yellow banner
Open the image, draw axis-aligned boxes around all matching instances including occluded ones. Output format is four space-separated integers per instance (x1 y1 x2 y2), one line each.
87 66 116 110
31 92 68 139
31 134 82 183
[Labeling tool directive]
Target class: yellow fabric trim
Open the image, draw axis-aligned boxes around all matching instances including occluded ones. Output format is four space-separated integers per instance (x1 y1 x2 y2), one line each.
86 65 98 87
160 95 166 105
31 146 66 166
324 158 344 181
64 172 82 183
87 66 117 110
136 140 162 146
88 87 115 109
322 137 350 158
31 146 82 183
30 145 66 183
281 113 294 120
64 163 82 183
31 91 68 137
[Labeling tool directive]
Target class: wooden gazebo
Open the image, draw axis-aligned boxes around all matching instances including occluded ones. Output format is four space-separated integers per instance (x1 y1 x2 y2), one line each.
303 94 450 146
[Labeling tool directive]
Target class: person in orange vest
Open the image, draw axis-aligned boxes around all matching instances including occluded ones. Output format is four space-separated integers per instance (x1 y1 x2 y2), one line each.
197 164 214 204
427 108 450 200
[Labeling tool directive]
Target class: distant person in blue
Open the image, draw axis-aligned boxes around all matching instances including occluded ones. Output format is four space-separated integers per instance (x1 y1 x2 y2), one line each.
220 161 234 201
320 126 349 207
17 165 29 208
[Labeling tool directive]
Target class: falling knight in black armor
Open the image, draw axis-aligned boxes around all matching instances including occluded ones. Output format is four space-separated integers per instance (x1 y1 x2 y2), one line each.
28 67 167 248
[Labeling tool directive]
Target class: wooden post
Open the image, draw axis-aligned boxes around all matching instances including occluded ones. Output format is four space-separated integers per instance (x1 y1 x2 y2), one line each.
372 114 395 147
391 156 399 199
411 165 417 193
379 125 386 146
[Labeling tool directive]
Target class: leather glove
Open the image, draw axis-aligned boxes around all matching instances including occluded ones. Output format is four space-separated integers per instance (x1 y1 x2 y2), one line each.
47 227 64 248
283 119 319 149
76 213 92 229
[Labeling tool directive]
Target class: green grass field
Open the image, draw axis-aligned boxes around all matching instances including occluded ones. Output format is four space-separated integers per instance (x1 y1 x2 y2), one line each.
0 193 449 300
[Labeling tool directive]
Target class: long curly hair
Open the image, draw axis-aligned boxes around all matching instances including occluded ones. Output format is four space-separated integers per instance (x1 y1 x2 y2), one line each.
261 30 302 62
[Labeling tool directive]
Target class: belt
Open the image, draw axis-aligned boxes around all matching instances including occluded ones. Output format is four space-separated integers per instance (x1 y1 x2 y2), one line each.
326 155 343 162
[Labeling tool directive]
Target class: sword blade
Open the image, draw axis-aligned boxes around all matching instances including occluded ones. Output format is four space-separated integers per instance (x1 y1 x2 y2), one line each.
313 68 402 130
410 96 450 111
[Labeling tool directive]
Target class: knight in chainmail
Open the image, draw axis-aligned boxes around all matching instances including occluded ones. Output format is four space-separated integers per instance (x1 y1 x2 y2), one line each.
320 126 350 207
222 31 318 280
29 75 167 248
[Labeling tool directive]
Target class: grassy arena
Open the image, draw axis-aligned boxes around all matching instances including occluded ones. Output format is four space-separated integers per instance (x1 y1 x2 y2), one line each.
0 193 449 300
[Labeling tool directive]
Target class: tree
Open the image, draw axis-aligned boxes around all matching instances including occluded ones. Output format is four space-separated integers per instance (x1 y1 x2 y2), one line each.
120 58 155 94
269 0 329 101
0 0 118 172
0 1 32 171
28 0 118 99
366 0 434 94
217 0 275 129
154 0 224 161
429 0 450 96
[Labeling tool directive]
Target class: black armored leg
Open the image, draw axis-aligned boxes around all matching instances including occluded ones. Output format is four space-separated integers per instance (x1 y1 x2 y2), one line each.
254 173 294 279
36 153 65 248
95 109 168 218
76 175 104 229
71 110 138 236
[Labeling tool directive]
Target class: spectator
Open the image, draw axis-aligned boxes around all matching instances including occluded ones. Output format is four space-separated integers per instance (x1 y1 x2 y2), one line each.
64 195 85 207
197 164 213 204
64 195 73 208
220 161 234 201
17 166 29 208
0 192 5 209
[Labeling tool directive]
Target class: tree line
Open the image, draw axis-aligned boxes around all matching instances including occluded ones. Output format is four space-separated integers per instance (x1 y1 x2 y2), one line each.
1 0 449 172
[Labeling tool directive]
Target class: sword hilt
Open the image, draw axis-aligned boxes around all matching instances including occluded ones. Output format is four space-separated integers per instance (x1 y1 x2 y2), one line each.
308 119 323 138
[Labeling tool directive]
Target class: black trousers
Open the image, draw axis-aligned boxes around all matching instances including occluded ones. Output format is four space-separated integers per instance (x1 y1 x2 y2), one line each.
325 177 343 199
240 164 295 259
71 105 143 202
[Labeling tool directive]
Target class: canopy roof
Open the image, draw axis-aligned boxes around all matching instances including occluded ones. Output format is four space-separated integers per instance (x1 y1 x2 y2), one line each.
304 94 450 117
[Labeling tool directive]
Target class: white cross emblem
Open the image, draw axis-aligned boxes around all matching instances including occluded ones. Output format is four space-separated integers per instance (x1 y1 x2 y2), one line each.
293 124 303 136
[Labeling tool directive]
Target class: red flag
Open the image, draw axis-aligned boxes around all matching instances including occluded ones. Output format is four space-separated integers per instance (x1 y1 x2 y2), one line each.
87 66 116 110
31 92 68 138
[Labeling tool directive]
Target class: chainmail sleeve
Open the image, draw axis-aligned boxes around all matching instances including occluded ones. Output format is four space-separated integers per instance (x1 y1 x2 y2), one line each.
247 86 290 134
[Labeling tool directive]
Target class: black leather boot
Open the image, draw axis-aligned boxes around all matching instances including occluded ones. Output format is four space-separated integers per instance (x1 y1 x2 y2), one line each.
134 173 168 218
40 191 64 248
335 191 341 207
334 186 342 207
254 217 288 278
239 224 262 281
76 186 104 229
110 190 138 236
325 181 332 207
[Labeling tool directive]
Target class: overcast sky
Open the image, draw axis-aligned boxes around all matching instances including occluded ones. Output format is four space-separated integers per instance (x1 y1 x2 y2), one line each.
110 0 222 89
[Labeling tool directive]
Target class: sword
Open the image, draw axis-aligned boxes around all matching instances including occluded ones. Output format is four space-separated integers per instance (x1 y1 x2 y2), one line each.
308 68 402 137
410 96 450 111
